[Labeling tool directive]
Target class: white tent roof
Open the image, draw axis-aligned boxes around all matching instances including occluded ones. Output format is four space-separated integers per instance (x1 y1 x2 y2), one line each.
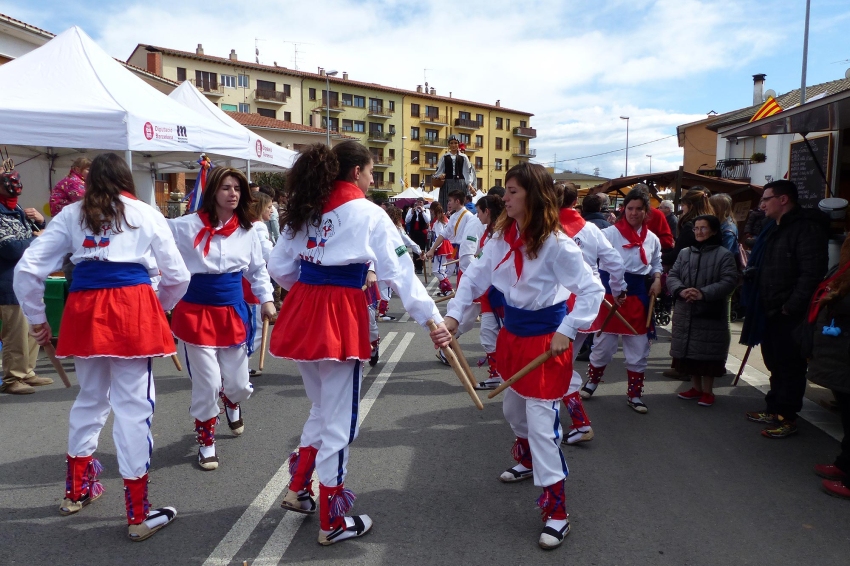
168 81 296 170
0 26 249 155
391 186 427 200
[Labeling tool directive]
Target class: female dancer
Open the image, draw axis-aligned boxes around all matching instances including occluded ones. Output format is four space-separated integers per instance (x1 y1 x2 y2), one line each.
445 162 603 550
169 168 275 470
268 141 450 546
14 153 189 541
245 191 275 373
428 201 455 296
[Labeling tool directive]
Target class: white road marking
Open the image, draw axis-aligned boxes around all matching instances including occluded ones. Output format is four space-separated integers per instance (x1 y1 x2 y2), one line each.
203 332 408 566
251 332 415 565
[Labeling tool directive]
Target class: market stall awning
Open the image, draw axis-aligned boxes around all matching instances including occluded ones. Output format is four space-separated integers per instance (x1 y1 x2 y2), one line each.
587 170 762 199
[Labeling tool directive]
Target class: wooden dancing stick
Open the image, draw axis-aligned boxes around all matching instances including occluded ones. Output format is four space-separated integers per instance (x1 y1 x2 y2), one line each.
444 258 460 266
488 351 553 399
434 292 455 304
423 257 430 285
427 321 483 410
44 343 72 388
171 354 183 372
596 299 639 336
450 335 478 390
259 318 270 371
732 345 753 387
645 295 657 330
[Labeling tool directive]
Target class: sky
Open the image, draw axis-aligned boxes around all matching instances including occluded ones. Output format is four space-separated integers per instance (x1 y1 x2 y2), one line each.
7 0 850 179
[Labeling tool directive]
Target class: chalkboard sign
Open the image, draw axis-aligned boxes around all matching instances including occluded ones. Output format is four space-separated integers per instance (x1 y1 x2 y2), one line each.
788 134 832 209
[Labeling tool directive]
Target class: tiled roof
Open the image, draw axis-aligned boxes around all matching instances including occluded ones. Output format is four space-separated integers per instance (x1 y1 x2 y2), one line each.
553 172 611 182
225 112 356 138
132 44 534 116
0 12 54 38
708 77 850 131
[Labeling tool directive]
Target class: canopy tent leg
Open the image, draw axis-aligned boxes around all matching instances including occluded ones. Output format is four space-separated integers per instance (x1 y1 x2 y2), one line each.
247 159 251 183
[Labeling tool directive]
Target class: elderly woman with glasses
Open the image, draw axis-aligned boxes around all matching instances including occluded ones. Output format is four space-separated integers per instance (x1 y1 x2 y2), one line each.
667 215 738 406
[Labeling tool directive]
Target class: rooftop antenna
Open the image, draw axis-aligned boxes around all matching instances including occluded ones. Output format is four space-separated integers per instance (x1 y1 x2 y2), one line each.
281 40 312 70
424 68 432 86
255 38 265 64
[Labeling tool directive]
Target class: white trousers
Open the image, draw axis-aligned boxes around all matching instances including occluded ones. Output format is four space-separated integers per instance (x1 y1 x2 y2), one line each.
247 304 263 356
180 341 252 422
296 360 363 487
502 388 569 487
588 333 650 373
379 283 392 302
367 305 379 343
480 311 500 354
69 357 154 479
567 332 590 395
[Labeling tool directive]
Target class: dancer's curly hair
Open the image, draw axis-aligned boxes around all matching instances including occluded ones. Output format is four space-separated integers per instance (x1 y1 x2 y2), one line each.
80 153 137 235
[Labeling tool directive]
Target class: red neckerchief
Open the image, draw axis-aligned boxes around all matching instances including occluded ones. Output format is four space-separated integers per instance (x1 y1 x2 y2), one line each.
807 261 850 323
479 229 491 250
193 211 240 257
120 190 138 200
494 220 525 280
614 217 648 265
324 180 364 213
559 208 586 238
0 195 18 209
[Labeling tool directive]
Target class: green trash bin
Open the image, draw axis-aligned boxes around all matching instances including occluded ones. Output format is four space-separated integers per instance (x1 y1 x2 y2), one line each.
44 277 66 338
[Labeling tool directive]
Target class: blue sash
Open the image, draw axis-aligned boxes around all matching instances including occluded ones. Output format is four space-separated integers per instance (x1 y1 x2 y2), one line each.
503 301 568 337
70 261 150 292
182 272 255 355
298 260 367 289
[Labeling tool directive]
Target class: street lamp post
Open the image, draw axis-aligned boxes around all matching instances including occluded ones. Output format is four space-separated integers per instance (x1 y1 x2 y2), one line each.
646 154 652 174
620 116 629 176
325 70 338 146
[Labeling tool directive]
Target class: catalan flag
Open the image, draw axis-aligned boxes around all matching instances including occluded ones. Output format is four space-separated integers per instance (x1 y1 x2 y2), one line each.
749 96 782 122
183 154 213 213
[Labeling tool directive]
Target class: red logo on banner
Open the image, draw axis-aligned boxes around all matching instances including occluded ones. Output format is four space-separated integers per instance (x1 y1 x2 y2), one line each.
256 139 263 158
144 122 154 140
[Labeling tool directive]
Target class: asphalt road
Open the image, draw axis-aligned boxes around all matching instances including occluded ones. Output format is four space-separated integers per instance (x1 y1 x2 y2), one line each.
1 277 849 565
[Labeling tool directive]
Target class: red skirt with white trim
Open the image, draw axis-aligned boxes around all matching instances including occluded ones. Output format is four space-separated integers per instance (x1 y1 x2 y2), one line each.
586 294 646 335
56 284 175 359
495 328 573 401
270 282 370 361
171 301 247 348
436 238 454 257
242 277 260 305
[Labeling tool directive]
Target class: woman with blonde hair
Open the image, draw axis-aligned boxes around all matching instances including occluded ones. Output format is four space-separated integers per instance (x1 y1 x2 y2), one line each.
708 193 739 255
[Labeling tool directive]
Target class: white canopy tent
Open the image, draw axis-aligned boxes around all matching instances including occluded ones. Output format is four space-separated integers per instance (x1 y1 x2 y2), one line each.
0 26 257 211
390 186 428 200
167 81 296 172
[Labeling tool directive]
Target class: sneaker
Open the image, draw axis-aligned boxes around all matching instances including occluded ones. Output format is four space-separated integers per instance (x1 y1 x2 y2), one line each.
822 479 850 500
539 519 570 550
563 427 594 445
627 397 648 414
697 393 715 407
761 416 798 439
746 411 777 424
815 464 848 481
677 388 702 400
127 507 177 542
378 314 396 322
499 464 534 483
474 378 501 391
318 515 373 545
579 381 597 400
0 380 35 395
435 351 450 366
198 446 219 470
23 375 54 387
280 488 317 515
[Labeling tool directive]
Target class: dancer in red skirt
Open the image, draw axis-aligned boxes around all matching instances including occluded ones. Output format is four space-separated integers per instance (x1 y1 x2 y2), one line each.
445 163 604 550
268 141 451 546
14 153 189 541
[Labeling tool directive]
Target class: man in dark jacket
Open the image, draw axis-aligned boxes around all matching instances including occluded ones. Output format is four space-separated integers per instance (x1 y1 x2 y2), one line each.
746 180 829 438
404 197 430 273
0 167 49 394
581 193 611 230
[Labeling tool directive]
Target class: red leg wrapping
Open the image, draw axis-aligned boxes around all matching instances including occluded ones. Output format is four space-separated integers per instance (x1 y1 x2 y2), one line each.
627 370 645 398
123 474 150 525
587 363 606 384
537 480 567 521
65 454 103 502
195 417 217 447
510 437 533 469
319 483 356 531
288 445 318 494
564 391 592 428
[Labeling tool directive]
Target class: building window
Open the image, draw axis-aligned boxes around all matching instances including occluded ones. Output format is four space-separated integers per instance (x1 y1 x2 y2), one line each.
475 157 483 170
389 125 396 135
495 178 502 187
353 95 365 108
238 103 250 113
425 129 439 141
425 105 439 118
342 119 354 132
411 173 420 187
520 120 527 128
495 138 503 150
283 111 291 122
475 135 483 146
309 88 317 100
477 178 483 191
410 127 420 140
353 121 365 133
373 171 384 186
369 98 383 112
495 117 503 129
176 67 187 82
369 123 383 135
342 93 353 106
425 174 433 186
495 158 503 171
238 74 249 88
505 138 510 151
257 108 276 119
283 84 291 97
388 149 395 159
506 118 511 130
410 150 420 164
221 103 237 112
425 152 438 166
476 114 484 126
195 70 218 91
389 101 395 111
389 172 395 183
459 111 470 120
505 160 510 170
458 133 470 144
411 103 420 117
221 74 237 88
321 117 339 131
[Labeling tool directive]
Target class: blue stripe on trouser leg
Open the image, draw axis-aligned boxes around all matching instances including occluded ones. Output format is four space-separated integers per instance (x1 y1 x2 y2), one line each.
145 358 154 472
552 401 569 477
337 362 361 485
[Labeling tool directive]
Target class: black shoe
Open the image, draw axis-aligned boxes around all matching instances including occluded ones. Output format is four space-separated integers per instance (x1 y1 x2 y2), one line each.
369 345 379 367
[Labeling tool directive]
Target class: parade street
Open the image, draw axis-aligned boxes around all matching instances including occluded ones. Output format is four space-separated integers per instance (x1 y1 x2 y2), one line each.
1 277 849 566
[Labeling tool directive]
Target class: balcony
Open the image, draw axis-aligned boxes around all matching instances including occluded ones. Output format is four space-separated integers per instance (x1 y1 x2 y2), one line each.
420 160 438 171
367 105 394 119
699 158 752 181
512 147 537 158
420 137 448 148
513 126 537 138
190 79 224 97
420 113 448 126
454 118 481 130
254 89 288 105
367 131 394 143
370 182 393 191
372 156 394 168
314 99 344 113
463 143 482 153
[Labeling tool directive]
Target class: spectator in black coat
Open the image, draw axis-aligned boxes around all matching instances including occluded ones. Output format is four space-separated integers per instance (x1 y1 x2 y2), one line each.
580 193 611 230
